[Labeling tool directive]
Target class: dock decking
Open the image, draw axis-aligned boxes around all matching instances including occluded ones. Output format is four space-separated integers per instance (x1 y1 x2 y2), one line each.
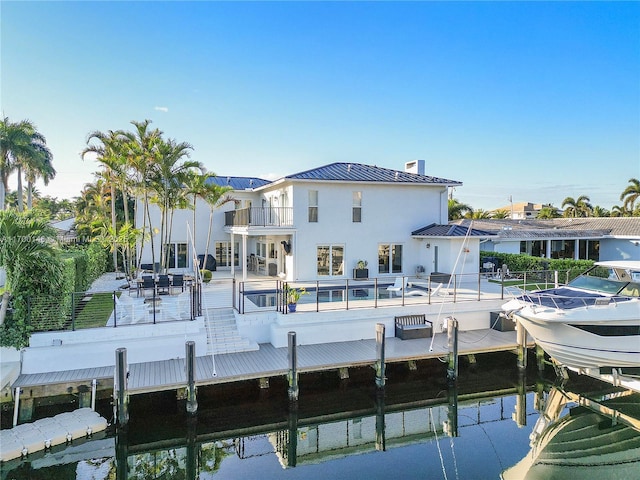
14 329 531 395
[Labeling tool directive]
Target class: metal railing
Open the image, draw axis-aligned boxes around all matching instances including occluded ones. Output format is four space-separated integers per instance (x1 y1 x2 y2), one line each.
21 287 198 333
233 270 571 314
224 207 293 227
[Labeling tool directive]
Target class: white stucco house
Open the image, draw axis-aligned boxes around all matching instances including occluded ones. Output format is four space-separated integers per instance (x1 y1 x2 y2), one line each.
453 218 640 262
137 160 495 282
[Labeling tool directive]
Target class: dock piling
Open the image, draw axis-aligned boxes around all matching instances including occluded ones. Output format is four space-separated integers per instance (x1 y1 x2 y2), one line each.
12 387 21 427
516 320 527 370
185 341 198 415
375 323 386 389
288 331 299 402
115 347 129 426
446 317 459 382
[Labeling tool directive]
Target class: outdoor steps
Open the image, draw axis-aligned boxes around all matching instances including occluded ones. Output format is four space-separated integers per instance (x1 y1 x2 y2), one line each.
202 308 258 355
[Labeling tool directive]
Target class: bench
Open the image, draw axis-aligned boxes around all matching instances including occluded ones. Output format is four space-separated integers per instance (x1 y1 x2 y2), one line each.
395 314 433 340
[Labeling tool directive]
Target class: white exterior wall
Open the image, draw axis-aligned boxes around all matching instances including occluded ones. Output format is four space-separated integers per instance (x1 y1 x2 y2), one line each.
290 181 447 280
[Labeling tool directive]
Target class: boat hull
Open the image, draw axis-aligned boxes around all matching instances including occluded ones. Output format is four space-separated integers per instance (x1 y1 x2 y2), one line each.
512 305 640 369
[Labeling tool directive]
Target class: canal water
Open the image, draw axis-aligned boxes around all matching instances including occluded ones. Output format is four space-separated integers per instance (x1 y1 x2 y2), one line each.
2 353 639 479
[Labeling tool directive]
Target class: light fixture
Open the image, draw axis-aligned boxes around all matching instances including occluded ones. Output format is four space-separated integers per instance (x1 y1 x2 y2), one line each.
426 243 431 249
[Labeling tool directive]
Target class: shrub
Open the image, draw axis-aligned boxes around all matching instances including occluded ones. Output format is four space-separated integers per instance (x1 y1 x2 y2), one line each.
200 269 212 283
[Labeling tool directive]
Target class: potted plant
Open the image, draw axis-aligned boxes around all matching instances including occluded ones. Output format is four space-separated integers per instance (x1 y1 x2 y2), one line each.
353 260 368 279
285 285 308 312
200 269 212 283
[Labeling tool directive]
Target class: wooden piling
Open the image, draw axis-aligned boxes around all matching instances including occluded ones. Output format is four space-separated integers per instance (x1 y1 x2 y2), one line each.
447 317 458 382
445 383 458 437
516 320 527 370
288 332 299 402
115 347 129 426
185 341 198 415
12 387 21 427
375 323 386 389
536 344 545 372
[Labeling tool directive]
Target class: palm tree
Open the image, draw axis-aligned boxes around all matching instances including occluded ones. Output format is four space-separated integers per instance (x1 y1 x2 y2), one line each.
491 210 510 219
537 205 561 219
0 117 54 211
202 183 234 265
620 178 640 214
591 205 610 217
562 195 592 218
465 209 491 219
448 198 472 220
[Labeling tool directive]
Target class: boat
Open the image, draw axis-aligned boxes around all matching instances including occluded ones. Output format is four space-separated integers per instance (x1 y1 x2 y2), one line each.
502 261 640 371
502 385 640 480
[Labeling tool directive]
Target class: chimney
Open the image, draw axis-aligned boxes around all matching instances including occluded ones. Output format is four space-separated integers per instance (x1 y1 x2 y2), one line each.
405 159 425 175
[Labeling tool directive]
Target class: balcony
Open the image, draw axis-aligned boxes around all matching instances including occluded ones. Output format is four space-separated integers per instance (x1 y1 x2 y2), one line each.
225 207 294 227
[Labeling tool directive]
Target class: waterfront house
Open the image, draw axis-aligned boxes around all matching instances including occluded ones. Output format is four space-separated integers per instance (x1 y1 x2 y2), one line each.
137 160 495 282
452 217 640 262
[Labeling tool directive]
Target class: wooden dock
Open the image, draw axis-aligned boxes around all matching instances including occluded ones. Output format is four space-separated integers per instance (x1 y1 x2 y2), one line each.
14 328 532 396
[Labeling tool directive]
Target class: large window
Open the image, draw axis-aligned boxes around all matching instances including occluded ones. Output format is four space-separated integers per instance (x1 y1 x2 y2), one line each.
317 245 344 276
308 190 318 223
165 243 188 269
352 191 362 223
215 241 239 267
378 244 403 274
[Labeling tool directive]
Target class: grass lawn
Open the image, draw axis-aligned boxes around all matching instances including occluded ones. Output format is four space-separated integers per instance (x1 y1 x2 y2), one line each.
73 292 118 329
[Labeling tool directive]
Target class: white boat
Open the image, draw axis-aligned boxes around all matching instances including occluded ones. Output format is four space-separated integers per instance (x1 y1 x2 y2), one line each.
502 261 640 370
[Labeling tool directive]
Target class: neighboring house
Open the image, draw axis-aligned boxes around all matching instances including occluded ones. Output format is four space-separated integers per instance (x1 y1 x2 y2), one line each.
452 218 640 262
491 202 546 219
137 160 499 281
50 217 77 243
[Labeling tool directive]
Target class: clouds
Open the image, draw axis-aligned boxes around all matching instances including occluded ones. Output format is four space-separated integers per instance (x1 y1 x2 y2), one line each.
154 106 169 112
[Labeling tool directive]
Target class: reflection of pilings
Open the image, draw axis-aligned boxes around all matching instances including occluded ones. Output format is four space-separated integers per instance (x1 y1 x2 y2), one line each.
375 391 386 451
445 383 458 437
534 379 545 412
447 317 458 383
516 320 527 370
115 428 128 480
115 347 129 426
514 373 527 427
287 402 298 467
288 332 299 402
375 323 386 389
186 341 198 415
536 344 545 372
186 416 198 480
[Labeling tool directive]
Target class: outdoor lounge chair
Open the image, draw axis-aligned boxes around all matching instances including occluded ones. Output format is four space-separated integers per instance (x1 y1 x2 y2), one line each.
157 275 170 295
171 274 184 294
114 294 147 325
386 277 408 296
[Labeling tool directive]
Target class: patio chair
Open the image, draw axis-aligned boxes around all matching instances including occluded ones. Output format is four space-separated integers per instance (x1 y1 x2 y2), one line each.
161 291 191 321
141 275 156 297
171 274 184 294
157 274 170 295
386 277 408 296
114 294 147 325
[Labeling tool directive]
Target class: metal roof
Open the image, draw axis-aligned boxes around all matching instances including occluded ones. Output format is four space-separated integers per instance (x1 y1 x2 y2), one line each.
208 176 271 190
285 162 461 185
412 223 497 238
451 218 640 239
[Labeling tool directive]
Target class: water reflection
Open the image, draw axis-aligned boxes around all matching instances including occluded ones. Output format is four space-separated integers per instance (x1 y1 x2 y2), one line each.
3 372 638 480
502 384 640 480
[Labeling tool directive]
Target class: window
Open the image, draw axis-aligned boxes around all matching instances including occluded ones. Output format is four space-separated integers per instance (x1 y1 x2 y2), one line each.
215 241 239 267
165 243 188 269
317 245 344 276
352 191 362 223
378 244 403 274
308 190 318 223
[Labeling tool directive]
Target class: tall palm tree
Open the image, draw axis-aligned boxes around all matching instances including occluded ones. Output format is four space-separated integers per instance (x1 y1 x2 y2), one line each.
537 205 561 219
448 198 472 220
0 117 54 211
561 195 592 218
82 130 128 273
620 178 640 214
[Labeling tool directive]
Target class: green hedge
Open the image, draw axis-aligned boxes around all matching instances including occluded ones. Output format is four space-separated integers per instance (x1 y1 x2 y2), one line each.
481 252 594 281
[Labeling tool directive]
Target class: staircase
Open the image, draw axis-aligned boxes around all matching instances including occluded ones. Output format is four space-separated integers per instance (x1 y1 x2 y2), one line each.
203 308 259 354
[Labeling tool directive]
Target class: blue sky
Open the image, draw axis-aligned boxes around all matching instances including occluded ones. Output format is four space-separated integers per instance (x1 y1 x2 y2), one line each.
2 1 639 211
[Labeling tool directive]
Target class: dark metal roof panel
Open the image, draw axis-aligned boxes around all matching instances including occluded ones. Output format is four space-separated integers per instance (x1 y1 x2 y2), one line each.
208 176 271 190
412 223 496 237
286 162 461 185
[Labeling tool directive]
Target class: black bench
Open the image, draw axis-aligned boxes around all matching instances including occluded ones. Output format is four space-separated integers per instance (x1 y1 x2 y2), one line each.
395 314 433 340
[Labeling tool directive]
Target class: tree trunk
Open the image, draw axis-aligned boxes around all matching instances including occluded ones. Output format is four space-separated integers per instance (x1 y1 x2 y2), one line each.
16 166 23 212
0 291 10 327
27 180 33 209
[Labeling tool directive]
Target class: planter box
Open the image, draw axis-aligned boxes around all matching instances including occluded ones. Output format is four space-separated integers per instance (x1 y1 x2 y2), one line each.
353 268 369 279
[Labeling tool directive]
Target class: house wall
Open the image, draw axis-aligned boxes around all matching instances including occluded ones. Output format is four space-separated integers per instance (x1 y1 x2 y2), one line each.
289 181 447 280
600 238 640 262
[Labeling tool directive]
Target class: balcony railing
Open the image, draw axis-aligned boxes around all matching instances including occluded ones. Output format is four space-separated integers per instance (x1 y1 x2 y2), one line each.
225 207 294 227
